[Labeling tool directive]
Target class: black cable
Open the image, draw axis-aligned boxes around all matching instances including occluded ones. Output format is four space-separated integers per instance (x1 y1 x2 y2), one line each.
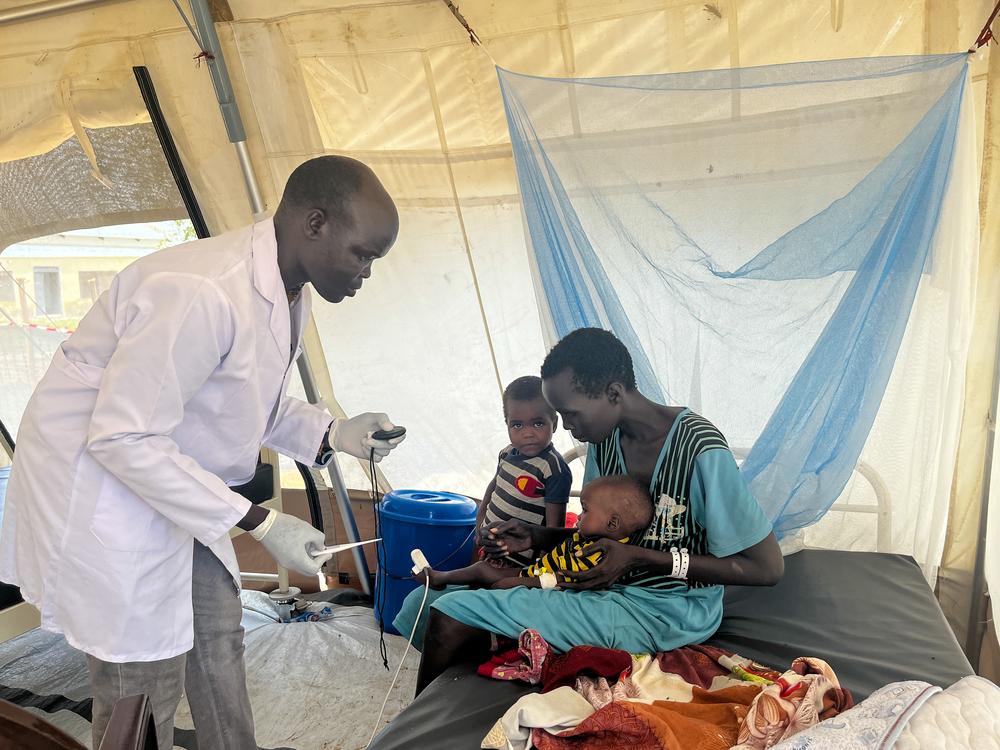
371 449 390 670
425 525 477 570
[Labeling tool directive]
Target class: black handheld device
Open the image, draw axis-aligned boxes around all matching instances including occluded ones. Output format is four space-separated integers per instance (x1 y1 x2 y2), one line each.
372 425 406 441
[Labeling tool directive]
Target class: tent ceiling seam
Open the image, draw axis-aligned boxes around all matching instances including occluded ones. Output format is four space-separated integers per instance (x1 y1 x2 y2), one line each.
0 3 667 66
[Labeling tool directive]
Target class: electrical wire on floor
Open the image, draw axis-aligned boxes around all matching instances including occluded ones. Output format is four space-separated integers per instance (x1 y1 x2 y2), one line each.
364 465 476 744
241 604 280 623
367 571 430 748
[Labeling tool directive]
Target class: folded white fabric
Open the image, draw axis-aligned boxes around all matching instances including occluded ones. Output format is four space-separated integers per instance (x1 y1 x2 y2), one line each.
480 686 595 750
895 675 1000 750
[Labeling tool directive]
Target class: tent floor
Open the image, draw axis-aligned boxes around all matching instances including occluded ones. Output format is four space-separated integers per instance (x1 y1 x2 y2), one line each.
0 591 418 750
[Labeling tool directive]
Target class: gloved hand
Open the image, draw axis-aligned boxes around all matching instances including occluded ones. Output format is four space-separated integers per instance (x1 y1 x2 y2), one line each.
249 509 332 575
329 412 405 461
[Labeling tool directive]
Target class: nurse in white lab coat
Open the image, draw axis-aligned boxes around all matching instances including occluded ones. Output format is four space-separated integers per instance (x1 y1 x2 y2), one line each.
0 156 402 750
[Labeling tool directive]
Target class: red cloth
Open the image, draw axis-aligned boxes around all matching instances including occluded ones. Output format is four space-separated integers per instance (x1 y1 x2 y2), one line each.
541 644 633 693
477 629 553 684
476 631 631 693
655 644 732 689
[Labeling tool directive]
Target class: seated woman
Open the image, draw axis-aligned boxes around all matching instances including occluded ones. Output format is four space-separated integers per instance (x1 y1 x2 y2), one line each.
411 327 784 695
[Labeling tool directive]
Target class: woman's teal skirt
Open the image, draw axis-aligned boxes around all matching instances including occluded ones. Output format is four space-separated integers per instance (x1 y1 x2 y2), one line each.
392 583 723 654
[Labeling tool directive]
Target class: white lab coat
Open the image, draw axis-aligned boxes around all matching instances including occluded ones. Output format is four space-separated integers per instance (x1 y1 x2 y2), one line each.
0 218 332 662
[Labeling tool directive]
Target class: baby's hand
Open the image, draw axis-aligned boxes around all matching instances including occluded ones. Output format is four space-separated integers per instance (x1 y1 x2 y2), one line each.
480 519 534 557
560 539 638 591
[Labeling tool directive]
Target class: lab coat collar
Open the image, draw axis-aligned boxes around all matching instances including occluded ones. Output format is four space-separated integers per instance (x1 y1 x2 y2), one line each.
250 217 289 360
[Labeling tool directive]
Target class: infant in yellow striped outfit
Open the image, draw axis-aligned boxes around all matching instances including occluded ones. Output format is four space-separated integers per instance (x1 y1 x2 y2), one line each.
416 474 653 591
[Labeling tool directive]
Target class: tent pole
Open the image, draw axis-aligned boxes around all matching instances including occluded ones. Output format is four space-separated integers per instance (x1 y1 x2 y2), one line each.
297 352 373 597
965 305 1000 660
187 0 265 216
187 0 371 595
0 0 113 25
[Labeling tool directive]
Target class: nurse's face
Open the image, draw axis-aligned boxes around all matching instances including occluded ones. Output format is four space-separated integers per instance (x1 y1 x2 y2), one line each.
541 368 622 445
304 186 399 303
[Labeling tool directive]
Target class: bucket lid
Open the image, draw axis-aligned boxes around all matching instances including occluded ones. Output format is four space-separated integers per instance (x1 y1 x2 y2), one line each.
379 489 478 525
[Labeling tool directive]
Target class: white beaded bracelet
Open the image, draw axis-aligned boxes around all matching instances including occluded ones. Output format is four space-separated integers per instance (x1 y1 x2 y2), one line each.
670 547 682 578
677 548 691 580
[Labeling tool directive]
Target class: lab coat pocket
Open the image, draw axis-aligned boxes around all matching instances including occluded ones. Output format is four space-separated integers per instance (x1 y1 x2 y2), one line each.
89 474 185 553
51 346 105 389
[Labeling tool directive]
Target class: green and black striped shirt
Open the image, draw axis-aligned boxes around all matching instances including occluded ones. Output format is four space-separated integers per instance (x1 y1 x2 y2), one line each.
584 409 772 591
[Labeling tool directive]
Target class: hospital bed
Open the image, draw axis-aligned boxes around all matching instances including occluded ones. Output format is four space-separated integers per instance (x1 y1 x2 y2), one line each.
368 547 975 750
369 448 970 749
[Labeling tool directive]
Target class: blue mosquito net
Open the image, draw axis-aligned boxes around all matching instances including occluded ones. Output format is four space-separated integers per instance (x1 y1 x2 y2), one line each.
498 53 972 539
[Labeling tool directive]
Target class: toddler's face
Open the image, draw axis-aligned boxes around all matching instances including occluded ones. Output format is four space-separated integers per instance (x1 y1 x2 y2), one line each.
505 398 556 458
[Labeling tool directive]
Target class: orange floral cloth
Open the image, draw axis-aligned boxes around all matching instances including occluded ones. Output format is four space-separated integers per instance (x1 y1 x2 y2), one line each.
733 657 854 749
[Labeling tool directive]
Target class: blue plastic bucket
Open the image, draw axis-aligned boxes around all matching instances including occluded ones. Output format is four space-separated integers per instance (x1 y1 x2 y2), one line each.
374 489 477 634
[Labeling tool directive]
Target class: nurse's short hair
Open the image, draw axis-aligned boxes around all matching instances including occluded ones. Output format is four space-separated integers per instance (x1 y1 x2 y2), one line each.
541 328 636 397
280 156 373 226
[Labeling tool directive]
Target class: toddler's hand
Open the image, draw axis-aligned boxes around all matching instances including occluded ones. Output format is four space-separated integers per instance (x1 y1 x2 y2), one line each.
480 519 533 558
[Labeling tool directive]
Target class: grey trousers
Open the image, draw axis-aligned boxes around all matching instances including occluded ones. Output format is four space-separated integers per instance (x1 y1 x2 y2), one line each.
88 541 256 750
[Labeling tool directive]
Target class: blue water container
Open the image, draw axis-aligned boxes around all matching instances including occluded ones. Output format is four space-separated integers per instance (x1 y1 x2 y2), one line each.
374 489 478 634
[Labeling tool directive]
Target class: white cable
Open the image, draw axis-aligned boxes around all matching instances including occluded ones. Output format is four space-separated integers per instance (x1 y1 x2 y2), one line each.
367 576 430 747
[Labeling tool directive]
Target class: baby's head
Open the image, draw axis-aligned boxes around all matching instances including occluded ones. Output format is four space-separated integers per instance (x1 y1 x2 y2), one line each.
577 475 652 540
502 376 558 458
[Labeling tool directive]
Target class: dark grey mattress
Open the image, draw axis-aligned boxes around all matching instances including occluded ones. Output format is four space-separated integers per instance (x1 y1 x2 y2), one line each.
370 549 973 750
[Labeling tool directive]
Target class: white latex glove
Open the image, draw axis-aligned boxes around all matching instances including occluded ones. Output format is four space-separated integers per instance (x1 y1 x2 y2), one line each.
250 509 332 575
329 412 405 461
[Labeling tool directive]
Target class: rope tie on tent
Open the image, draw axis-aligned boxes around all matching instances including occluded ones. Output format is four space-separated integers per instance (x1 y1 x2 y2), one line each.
168 0 216 66
440 0 498 66
971 1 1000 52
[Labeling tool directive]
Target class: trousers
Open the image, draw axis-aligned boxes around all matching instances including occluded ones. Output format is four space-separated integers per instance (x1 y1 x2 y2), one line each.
87 541 256 750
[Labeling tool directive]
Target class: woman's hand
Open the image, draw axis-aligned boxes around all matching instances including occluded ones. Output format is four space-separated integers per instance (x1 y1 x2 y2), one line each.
558 539 644 590
479 519 535 558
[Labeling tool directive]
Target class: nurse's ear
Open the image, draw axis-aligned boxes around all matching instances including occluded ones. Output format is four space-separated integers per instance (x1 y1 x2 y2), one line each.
305 208 328 238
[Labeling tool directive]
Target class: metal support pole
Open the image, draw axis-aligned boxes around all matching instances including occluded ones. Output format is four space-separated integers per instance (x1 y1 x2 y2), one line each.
188 0 265 216
296 354 372 596
234 140 265 216
186 0 370 597
0 0 113 25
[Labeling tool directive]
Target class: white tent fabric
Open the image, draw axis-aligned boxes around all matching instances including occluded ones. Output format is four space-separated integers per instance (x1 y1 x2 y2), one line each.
0 0 998 656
